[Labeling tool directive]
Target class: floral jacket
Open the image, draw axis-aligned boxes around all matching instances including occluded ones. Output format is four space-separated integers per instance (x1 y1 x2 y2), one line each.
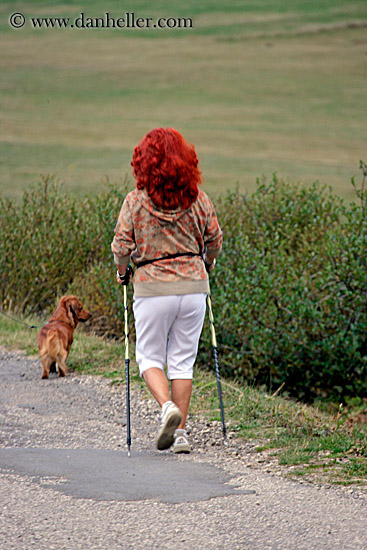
111 188 223 297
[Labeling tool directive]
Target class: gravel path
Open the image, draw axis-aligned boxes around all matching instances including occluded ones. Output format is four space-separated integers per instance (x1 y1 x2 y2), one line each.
0 348 366 550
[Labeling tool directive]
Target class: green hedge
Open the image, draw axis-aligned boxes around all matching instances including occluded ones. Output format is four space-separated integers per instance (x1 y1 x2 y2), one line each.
1 167 366 401
204 168 367 400
0 175 128 315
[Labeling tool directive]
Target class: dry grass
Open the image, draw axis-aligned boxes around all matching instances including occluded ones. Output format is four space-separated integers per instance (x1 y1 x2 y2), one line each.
1 0 366 200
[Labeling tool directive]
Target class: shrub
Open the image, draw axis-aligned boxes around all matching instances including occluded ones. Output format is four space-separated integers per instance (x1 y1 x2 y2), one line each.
1 167 366 401
0 175 129 316
67 261 128 339
200 167 367 401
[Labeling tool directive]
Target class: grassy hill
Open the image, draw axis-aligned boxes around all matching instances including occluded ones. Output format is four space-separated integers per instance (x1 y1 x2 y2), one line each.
1 0 366 199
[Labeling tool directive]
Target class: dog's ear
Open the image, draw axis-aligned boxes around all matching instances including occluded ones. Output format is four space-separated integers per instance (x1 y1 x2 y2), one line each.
64 298 78 328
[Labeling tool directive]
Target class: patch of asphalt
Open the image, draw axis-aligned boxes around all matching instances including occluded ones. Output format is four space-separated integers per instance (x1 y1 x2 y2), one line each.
0 348 366 550
0 447 254 503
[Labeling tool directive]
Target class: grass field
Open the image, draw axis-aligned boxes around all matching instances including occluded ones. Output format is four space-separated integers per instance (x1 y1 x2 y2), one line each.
1 1 366 200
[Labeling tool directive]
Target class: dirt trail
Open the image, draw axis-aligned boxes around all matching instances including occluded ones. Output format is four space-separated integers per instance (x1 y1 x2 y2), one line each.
0 349 366 550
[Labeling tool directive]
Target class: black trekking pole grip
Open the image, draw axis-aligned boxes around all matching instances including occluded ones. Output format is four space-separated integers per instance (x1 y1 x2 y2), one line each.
123 285 131 457
206 287 227 440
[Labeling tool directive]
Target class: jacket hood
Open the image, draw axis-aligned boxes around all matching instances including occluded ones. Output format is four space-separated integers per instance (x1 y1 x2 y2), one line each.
136 189 190 223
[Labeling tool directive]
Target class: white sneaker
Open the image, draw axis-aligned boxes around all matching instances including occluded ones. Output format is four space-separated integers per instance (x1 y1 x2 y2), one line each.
173 429 191 454
156 401 182 451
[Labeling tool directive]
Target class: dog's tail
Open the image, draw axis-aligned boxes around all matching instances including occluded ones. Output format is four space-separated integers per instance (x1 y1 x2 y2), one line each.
42 329 61 361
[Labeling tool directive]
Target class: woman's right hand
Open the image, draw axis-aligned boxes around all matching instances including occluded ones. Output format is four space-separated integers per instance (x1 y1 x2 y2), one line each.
116 265 133 285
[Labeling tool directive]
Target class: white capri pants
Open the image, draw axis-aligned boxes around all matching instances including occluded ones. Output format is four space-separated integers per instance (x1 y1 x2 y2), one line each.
133 293 207 380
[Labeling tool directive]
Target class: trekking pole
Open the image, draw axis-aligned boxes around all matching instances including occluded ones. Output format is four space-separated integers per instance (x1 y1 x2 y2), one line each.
206 284 227 440
123 285 131 457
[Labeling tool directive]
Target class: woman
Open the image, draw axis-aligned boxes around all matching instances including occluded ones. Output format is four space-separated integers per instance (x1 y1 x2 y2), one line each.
112 128 222 454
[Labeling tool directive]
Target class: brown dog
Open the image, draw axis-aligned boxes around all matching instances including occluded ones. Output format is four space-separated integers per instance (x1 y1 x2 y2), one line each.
37 295 91 379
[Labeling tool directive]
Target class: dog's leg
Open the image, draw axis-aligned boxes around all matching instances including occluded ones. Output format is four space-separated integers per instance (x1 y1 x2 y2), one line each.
57 352 68 377
40 355 53 379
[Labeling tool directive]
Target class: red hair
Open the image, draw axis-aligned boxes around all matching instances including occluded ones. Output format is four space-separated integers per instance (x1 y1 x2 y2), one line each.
131 128 201 210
